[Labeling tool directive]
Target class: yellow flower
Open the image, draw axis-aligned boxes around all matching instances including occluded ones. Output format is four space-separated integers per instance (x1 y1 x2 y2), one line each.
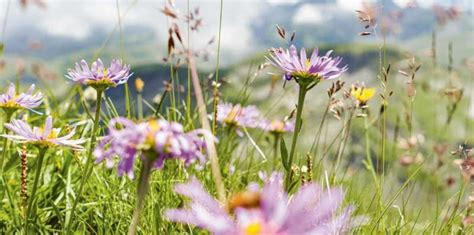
351 86 376 103
135 77 145 92
245 222 262 235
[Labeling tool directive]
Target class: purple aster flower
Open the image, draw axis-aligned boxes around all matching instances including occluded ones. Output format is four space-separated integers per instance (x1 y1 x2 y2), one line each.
0 83 43 111
66 58 132 90
216 102 263 136
166 172 355 235
94 117 215 179
2 116 85 150
267 45 348 85
259 119 295 134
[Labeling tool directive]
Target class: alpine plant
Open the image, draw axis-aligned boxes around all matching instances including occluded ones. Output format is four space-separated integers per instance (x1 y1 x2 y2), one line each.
166 172 354 235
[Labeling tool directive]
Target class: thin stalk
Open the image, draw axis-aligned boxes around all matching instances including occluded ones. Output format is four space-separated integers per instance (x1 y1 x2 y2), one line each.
25 147 47 232
0 111 14 175
285 86 307 190
66 89 104 234
188 51 225 202
409 98 414 137
1 0 11 43
364 113 379 189
168 62 177 121
124 84 132 118
185 0 193 127
0 112 18 228
154 77 172 117
128 159 153 235
211 0 224 134
2 175 20 227
309 101 330 155
137 92 143 120
332 108 355 178
432 30 437 68
16 72 20 94
115 0 131 119
272 134 280 169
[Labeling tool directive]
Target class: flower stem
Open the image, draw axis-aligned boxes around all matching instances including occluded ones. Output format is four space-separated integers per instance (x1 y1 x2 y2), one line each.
0 111 14 175
66 89 103 234
285 86 307 190
25 147 47 232
211 0 224 135
128 158 153 235
272 134 280 169
363 113 379 189
188 51 226 202
137 92 143 120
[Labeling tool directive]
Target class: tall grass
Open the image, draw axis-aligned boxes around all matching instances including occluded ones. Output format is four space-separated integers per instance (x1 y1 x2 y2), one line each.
0 1 473 234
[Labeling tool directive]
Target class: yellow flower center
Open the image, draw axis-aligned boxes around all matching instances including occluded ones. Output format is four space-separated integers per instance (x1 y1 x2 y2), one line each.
291 59 321 84
146 119 160 144
39 127 58 139
86 77 115 90
245 222 262 235
351 87 376 103
2 99 20 108
224 107 241 125
143 119 172 155
48 130 58 139
227 191 261 213
270 120 285 133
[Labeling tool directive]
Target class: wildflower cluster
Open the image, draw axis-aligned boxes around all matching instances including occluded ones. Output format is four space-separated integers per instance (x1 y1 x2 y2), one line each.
216 102 294 136
66 58 132 90
3 116 84 150
267 45 347 88
0 83 43 113
94 118 215 178
166 173 354 234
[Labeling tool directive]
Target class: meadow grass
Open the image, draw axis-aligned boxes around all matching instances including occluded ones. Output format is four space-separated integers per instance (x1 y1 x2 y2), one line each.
0 1 473 234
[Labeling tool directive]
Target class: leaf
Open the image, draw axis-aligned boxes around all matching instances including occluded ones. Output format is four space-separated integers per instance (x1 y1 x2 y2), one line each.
280 137 289 171
288 179 299 193
0 43 3 56
0 209 10 222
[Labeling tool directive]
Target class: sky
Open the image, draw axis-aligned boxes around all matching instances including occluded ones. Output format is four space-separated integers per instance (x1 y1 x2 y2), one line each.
0 0 472 61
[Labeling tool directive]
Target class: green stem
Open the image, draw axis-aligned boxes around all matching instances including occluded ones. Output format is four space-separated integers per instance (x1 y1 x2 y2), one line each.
285 86 307 190
137 92 143 120
124 83 131 118
66 89 103 234
272 134 280 170
128 158 153 235
211 0 224 134
0 111 14 175
333 109 355 178
168 62 176 121
364 113 379 189
25 147 47 232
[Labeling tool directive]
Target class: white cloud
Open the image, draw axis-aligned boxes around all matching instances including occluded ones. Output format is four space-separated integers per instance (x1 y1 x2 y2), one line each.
293 4 324 24
336 0 366 12
266 0 300 5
